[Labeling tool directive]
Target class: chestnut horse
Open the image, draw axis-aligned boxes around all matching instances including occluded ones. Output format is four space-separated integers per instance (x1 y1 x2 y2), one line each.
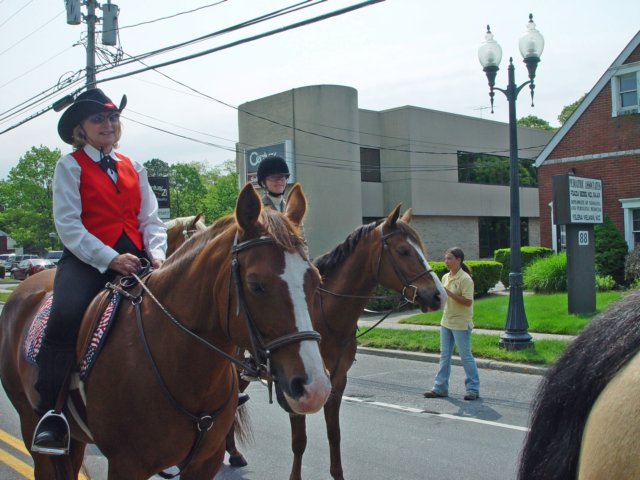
164 214 206 257
224 205 447 479
0 183 331 480
517 288 640 480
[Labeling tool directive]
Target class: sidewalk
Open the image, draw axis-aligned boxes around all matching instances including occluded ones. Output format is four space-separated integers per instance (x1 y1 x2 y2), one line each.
357 309 574 376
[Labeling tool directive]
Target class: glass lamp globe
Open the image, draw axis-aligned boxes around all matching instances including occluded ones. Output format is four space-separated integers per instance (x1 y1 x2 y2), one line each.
519 14 544 60
478 26 503 68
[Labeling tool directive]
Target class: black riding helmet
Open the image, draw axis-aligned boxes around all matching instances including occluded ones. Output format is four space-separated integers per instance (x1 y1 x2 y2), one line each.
257 156 290 189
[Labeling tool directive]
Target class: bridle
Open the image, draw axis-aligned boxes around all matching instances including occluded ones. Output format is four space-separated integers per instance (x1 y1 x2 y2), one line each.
109 233 322 478
230 234 321 400
376 226 434 304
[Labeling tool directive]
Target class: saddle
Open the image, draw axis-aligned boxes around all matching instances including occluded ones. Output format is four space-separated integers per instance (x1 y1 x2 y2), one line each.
23 289 123 381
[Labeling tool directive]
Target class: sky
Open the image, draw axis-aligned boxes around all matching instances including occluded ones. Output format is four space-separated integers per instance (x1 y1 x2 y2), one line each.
1 0 639 179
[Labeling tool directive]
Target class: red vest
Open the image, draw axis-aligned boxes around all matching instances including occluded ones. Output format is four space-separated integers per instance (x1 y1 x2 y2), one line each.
72 150 143 250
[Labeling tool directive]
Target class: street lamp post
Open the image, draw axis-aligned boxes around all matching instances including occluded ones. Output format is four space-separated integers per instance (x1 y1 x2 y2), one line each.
478 14 544 350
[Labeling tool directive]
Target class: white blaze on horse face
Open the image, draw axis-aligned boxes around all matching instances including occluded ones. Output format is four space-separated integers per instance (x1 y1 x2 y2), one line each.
280 251 332 410
408 239 448 308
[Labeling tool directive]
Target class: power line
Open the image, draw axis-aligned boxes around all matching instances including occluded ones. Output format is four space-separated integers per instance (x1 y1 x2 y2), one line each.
0 0 34 29
0 10 63 56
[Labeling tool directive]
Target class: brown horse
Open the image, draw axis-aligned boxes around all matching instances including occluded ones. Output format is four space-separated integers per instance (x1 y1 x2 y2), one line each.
517 288 640 480
224 204 447 479
164 214 206 257
0 183 331 480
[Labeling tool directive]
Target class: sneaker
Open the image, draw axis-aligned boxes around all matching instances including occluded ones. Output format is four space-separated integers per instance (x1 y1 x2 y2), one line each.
423 390 447 398
238 392 250 407
464 392 479 401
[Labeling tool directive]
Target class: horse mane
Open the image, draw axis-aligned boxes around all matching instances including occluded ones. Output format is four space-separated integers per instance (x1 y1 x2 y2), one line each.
162 209 304 271
518 289 640 480
313 219 425 276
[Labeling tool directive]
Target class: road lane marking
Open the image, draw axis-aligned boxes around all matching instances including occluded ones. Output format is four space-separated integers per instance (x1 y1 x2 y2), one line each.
344 396 529 432
0 430 29 455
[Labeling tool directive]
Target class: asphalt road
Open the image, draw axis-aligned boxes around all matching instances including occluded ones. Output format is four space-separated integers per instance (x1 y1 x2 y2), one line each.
0 350 541 480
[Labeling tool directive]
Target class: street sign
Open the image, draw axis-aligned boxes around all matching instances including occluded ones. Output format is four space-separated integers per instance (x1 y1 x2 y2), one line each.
148 176 170 220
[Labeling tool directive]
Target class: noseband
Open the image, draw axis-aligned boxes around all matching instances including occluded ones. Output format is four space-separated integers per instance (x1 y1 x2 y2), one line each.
231 234 321 401
378 227 433 304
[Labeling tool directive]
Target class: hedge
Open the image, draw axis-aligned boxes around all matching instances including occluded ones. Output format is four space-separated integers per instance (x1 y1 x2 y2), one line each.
494 246 553 288
365 259 503 311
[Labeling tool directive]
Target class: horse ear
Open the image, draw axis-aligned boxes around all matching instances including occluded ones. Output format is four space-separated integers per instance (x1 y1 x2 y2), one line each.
401 207 412 224
235 183 262 234
191 213 204 229
285 183 307 226
384 204 402 229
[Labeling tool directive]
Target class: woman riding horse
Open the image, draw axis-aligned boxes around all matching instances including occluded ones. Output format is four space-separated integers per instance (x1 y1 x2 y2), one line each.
33 88 167 455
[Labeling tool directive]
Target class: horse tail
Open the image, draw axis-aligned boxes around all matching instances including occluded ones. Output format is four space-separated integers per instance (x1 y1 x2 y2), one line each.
233 403 254 448
518 290 640 480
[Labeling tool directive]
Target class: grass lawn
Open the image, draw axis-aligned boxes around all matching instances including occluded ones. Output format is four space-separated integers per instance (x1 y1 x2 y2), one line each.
400 290 626 335
356 328 568 366
0 285 17 302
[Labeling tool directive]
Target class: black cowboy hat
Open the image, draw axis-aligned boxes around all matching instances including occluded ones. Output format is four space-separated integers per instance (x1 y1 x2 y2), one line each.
57 88 127 144
257 156 290 187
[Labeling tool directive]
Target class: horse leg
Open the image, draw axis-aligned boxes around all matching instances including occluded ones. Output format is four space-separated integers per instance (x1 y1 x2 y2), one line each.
225 375 249 467
180 445 226 480
324 376 348 480
288 413 307 480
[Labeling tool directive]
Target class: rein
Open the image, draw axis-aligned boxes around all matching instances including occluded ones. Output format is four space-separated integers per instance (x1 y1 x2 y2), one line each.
231 234 321 402
105 232 322 476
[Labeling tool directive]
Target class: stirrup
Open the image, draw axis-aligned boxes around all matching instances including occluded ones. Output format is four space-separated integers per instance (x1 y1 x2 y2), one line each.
31 410 70 455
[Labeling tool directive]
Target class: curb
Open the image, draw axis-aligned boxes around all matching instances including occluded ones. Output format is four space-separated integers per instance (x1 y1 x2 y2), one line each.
357 346 548 376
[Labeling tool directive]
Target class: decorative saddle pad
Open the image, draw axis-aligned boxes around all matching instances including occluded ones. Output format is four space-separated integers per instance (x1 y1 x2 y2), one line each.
23 291 122 381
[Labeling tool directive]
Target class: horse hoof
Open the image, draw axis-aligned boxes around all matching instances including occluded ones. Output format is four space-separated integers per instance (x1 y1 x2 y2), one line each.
229 454 248 467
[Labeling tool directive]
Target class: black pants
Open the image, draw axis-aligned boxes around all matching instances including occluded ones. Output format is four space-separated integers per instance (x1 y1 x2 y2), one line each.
43 233 147 348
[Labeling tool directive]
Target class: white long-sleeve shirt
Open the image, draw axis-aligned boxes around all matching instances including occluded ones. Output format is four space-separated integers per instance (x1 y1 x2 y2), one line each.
52 144 167 273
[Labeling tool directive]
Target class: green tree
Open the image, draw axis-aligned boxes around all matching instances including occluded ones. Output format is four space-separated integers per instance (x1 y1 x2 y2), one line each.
0 146 61 252
517 115 556 131
144 158 170 176
170 162 207 217
594 216 629 285
202 160 239 221
558 93 587 125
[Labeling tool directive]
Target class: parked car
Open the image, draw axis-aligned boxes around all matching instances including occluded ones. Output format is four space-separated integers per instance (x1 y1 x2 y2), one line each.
10 258 56 280
9 254 39 270
45 250 63 264
0 253 16 268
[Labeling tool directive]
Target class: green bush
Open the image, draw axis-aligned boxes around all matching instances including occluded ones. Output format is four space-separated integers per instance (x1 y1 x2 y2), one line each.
595 275 616 292
631 278 640 290
523 253 567 293
625 246 640 285
595 216 628 285
494 246 553 288
365 260 502 310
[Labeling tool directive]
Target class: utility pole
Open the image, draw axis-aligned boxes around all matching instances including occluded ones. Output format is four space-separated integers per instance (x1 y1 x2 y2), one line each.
65 0 120 90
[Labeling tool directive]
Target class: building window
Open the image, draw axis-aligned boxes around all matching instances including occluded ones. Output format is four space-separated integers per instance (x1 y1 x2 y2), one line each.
633 209 640 247
620 73 638 108
457 151 537 187
360 148 381 183
610 64 640 117
478 217 530 258
620 197 640 250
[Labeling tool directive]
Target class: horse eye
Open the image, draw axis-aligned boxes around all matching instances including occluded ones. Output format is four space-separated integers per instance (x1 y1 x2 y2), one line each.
397 246 411 257
248 282 265 294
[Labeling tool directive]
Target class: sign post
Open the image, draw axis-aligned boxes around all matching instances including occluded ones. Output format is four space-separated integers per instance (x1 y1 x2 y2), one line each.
552 174 603 314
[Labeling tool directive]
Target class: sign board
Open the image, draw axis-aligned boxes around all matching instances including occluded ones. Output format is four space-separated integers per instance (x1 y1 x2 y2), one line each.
244 140 294 186
552 174 603 225
148 176 170 220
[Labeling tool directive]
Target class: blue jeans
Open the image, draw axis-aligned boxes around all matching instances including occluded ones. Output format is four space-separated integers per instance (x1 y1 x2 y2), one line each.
432 326 480 395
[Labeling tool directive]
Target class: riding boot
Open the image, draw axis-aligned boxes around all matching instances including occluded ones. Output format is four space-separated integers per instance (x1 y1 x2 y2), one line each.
32 340 75 455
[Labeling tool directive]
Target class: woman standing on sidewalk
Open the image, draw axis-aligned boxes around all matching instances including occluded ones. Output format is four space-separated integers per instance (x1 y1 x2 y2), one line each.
424 247 480 401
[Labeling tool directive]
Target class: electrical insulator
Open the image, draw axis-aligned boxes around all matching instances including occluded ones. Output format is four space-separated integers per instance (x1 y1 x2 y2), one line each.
65 0 81 25
102 3 119 46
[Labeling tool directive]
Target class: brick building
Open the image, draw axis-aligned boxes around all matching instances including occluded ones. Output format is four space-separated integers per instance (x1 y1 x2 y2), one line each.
536 31 640 251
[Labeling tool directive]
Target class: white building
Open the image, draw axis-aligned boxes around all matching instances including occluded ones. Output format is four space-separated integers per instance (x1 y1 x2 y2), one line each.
237 85 553 260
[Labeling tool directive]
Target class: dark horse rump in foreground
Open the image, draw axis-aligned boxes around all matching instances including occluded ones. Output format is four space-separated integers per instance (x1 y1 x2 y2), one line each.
518 289 640 480
0 183 331 480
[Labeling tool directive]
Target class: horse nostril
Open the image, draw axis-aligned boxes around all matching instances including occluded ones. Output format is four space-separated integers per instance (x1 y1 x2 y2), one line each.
289 375 308 399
